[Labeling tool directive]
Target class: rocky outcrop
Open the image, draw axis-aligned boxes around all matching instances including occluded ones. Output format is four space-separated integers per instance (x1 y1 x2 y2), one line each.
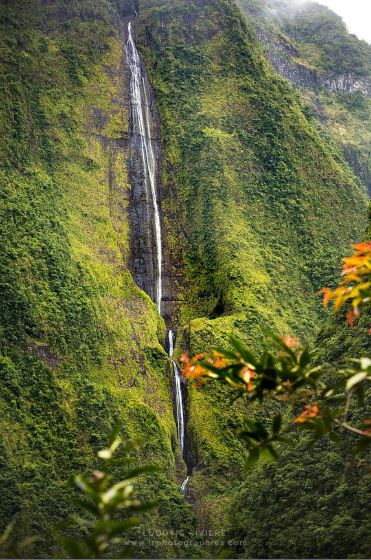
321 73 370 95
258 31 371 96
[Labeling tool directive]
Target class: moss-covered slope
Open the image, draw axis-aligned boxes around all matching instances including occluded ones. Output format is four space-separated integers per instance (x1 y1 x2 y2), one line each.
236 0 371 195
0 1 195 557
0 0 369 557
136 0 368 553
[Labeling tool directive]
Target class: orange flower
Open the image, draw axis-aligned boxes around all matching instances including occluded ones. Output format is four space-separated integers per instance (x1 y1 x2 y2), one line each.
180 353 207 380
320 241 370 326
320 287 334 307
281 335 300 349
210 352 228 368
294 404 320 424
352 242 371 251
346 309 355 328
240 367 256 391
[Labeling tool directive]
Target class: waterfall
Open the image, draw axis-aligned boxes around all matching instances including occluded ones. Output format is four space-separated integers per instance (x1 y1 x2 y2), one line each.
168 330 185 452
126 21 163 312
180 475 190 495
169 329 190 495
127 22 189 496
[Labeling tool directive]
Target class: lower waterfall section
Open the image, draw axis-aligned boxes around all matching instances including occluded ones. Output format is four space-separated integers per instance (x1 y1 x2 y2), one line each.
168 330 190 495
168 330 185 452
126 20 190 496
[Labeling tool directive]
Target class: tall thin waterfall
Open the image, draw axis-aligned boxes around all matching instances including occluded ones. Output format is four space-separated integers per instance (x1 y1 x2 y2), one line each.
127 22 189 496
127 21 162 312
168 330 185 452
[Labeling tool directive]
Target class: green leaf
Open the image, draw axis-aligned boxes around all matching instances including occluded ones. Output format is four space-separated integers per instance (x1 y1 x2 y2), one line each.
359 357 371 371
346 372 368 391
243 419 258 432
229 336 257 366
299 348 311 368
98 448 114 459
261 351 275 371
213 346 239 360
261 445 279 462
245 447 260 470
108 421 124 447
96 518 141 537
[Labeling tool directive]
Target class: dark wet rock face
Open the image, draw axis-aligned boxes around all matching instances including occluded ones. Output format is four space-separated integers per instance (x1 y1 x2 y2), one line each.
126 24 181 324
127 48 162 306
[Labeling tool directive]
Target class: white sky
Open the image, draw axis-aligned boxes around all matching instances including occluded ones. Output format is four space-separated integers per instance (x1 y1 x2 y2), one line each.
314 0 371 43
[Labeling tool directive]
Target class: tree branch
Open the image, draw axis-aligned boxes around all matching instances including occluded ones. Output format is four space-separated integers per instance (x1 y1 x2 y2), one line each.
334 420 369 437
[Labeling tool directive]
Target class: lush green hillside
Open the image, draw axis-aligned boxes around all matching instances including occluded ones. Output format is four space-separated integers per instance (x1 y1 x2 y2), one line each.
137 0 368 555
236 0 371 195
283 3 370 76
224 307 370 559
0 0 369 558
0 1 195 557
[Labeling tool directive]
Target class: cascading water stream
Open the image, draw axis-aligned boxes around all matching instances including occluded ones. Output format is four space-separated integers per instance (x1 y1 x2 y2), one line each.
168 330 185 452
180 476 190 494
127 21 162 312
127 22 189 496
169 329 190 495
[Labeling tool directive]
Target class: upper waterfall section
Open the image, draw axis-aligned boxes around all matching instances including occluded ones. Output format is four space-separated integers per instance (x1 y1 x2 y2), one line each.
127 21 163 313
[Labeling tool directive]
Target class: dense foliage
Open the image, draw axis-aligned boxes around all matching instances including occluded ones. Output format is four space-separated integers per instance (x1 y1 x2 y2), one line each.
284 4 371 76
59 429 156 559
236 0 371 195
137 0 368 556
0 0 369 558
181 241 370 558
183 242 371 459
0 1 195 557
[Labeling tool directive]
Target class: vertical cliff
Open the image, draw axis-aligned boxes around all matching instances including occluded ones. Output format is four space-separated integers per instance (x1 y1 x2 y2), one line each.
0 0 369 558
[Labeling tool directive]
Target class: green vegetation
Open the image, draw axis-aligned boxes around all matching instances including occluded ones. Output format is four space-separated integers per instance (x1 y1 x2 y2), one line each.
223 306 371 559
59 428 156 559
236 0 371 195
284 4 371 76
137 0 368 556
0 0 369 558
183 242 371 461
0 1 195 557
181 233 370 560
